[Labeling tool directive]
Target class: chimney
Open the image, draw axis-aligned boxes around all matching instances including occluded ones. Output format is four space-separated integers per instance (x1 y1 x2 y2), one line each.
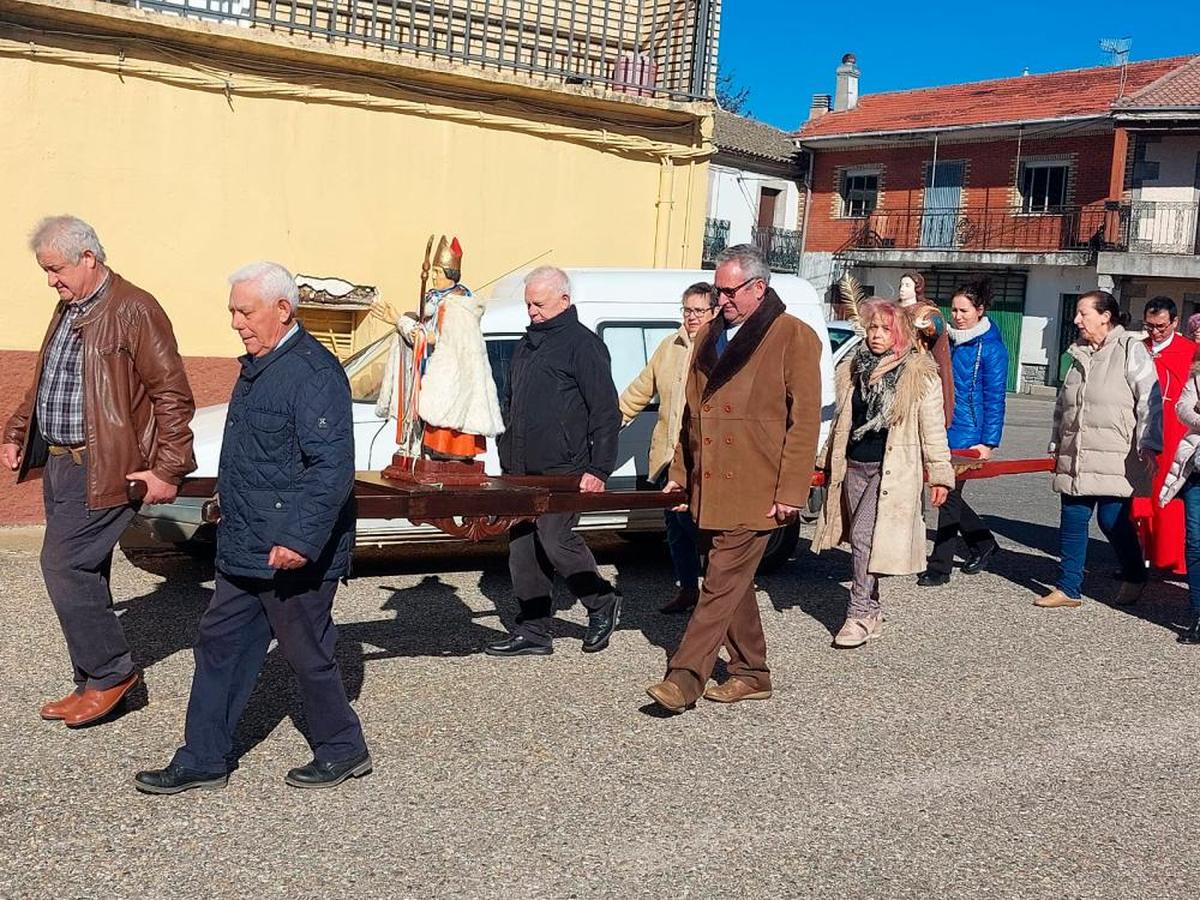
834 53 859 112
809 94 831 121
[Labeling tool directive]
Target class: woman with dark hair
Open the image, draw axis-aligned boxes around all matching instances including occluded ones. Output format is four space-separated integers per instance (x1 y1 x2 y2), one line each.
919 281 1008 585
813 298 953 648
1039 290 1163 609
898 271 954 424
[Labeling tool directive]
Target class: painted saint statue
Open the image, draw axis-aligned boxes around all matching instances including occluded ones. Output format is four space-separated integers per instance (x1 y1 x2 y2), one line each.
373 236 504 461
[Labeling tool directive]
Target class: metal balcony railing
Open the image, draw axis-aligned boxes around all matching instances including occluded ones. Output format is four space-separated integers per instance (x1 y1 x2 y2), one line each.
1124 200 1200 255
839 204 1120 255
702 217 729 267
112 1 720 101
752 225 800 273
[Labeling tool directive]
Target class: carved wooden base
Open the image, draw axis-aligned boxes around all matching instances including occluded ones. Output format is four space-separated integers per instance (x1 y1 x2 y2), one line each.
381 453 488 486
410 515 533 541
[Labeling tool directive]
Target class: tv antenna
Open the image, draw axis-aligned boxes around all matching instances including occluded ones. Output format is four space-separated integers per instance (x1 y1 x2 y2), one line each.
1100 37 1133 97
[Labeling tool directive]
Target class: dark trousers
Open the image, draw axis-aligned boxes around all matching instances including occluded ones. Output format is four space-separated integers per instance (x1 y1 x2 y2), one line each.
172 571 367 775
40 451 137 691
1182 476 1200 616
665 509 701 590
666 528 772 704
508 511 616 646
926 483 996 575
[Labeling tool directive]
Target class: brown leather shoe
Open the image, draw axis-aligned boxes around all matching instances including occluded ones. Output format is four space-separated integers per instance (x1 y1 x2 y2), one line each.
1034 589 1083 609
659 587 699 615
645 680 692 713
63 672 140 727
40 690 83 721
703 677 772 704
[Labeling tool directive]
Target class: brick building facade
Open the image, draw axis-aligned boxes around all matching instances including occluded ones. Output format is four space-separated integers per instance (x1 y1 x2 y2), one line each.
796 54 1196 393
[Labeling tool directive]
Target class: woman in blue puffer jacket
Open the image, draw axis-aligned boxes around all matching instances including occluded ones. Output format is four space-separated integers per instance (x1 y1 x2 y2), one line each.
919 282 1009 585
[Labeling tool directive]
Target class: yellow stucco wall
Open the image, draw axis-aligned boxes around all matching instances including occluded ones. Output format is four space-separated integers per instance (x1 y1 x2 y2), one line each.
0 24 708 357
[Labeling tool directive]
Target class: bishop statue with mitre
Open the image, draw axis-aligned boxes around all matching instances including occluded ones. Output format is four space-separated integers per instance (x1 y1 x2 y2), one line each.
373 236 504 462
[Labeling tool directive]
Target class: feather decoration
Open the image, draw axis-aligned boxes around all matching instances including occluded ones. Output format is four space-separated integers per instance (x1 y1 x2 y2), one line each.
837 272 869 335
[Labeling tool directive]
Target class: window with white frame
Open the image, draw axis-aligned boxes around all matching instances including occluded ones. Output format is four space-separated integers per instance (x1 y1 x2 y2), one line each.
840 169 880 218
1019 161 1070 213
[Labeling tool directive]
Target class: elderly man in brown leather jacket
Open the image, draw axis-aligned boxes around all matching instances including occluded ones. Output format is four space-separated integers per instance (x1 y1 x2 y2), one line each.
2 216 196 728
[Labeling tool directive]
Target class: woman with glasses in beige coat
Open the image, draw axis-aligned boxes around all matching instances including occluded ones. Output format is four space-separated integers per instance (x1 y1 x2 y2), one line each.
619 282 715 613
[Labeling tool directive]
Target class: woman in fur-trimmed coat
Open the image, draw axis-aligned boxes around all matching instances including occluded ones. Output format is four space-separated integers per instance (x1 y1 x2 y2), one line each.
812 298 954 649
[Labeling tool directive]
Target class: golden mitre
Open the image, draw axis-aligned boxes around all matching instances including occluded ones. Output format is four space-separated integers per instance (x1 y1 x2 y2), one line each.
432 235 463 275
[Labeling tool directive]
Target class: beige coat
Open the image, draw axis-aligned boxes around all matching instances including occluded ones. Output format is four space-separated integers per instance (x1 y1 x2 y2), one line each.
1160 365 1200 505
812 352 955 575
1051 326 1162 497
668 290 823 531
619 326 693 480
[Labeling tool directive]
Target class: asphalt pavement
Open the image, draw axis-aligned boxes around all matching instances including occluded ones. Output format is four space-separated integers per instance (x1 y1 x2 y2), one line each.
2 396 1199 899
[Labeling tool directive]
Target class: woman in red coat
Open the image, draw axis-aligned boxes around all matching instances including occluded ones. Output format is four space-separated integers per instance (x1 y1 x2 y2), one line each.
1134 296 1195 574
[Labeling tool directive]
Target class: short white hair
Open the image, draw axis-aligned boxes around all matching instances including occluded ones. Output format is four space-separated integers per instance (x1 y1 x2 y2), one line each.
29 215 107 264
524 265 572 299
228 261 299 312
716 244 771 286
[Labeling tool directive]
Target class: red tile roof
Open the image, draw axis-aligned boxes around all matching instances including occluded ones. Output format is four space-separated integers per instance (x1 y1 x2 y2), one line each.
1117 55 1200 108
798 56 1196 139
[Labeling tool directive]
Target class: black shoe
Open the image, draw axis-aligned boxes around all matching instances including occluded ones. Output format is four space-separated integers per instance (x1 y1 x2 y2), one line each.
483 635 553 657
582 595 622 653
961 543 998 576
285 751 373 789
1178 620 1200 645
134 762 228 795
917 570 950 587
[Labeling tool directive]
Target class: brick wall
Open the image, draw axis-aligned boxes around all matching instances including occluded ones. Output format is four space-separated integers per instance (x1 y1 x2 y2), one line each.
0 353 239 526
804 131 1120 253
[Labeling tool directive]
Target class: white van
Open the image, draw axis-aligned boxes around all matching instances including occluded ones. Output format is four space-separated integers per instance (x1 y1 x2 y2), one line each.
132 268 857 571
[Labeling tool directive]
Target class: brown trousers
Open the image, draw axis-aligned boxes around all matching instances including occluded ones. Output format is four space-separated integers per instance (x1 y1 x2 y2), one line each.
666 528 772 704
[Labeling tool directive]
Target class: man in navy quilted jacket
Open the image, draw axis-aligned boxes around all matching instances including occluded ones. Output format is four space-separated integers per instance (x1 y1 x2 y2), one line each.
135 261 369 795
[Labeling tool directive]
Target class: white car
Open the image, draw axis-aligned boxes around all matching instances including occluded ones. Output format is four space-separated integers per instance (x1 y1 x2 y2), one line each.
132 269 861 571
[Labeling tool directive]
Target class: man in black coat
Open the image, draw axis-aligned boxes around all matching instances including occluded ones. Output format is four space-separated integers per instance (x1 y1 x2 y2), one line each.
135 261 370 795
487 266 622 657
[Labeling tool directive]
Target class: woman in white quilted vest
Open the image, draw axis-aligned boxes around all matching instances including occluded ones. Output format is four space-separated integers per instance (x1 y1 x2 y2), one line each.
1039 290 1163 610
1157 347 1200 643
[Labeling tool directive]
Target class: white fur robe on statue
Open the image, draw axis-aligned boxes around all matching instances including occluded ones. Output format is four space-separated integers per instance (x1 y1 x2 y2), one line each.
418 293 505 437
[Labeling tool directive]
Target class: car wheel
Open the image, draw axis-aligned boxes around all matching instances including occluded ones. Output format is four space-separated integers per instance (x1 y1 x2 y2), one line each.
757 521 800 574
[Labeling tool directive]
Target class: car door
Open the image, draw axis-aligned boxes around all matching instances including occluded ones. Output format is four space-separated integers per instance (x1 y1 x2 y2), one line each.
598 320 680 491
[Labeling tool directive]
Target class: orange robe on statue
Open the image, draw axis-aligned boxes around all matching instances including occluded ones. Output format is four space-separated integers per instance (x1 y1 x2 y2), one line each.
1133 333 1195 573
398 292 487 460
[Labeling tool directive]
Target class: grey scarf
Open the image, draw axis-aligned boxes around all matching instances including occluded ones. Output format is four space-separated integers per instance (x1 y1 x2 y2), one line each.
851 345 909 442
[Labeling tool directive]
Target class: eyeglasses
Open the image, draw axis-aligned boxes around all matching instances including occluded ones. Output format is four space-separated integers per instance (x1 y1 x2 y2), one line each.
681 306 715 318
1142 321 1174 334
714 277 760 299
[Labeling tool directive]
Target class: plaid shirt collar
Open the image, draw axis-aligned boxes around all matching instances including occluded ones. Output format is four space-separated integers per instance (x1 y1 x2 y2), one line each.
60 272 110 320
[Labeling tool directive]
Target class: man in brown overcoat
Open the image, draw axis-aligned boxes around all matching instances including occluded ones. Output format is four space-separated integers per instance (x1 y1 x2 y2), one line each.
647 244 822 713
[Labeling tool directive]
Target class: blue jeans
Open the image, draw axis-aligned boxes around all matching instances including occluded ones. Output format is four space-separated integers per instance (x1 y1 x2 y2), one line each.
1180 477 1200 615
665 509 701 591
1057 495 1146 599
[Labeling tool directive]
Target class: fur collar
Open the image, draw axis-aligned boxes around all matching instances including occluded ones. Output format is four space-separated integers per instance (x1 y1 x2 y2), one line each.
695 288 786 401
836 350 938 427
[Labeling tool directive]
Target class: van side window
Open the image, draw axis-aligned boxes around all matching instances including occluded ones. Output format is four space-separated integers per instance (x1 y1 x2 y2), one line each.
487 338 520 417
598 322 679 395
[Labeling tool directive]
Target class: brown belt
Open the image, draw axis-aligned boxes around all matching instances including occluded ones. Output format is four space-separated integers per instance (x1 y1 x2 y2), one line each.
47 444 86 465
